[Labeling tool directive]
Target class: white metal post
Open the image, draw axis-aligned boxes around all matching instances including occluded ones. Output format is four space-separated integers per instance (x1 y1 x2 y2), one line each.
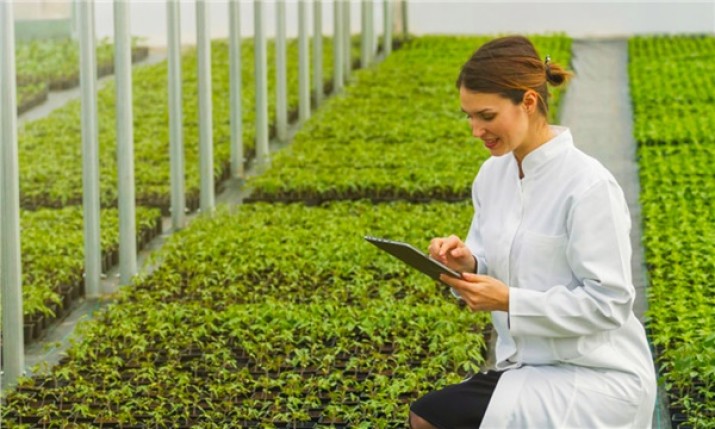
298 0 311 123
367 0 374 61
167 0 186 229
383 0 392 56
343 0 351 80
229 0 244 177
313 0 324 107
332 0 344 93
275 0 288 141
254 0 270 169
114 0 138 284
361 0 371 68
401 0 408 40
197 0 214 213
71 0 79 39
78 0 102 298
0 0 25 389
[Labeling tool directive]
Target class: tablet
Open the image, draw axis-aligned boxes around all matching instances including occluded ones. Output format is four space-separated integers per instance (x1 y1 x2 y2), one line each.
364 236 463 281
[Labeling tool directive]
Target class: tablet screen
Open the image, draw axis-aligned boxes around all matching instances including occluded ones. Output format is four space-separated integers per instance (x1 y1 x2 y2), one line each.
365 236 462 281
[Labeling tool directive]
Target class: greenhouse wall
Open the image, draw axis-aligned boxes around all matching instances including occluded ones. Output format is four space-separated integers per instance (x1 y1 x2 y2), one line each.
410 1 715 37
14 2 72 41
81 1 715 47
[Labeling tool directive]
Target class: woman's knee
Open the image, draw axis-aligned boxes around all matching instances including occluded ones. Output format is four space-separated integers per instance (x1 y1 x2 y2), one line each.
409 410 438 429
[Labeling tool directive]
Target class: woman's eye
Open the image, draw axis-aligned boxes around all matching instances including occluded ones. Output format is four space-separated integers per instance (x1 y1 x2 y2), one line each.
481 114 495 121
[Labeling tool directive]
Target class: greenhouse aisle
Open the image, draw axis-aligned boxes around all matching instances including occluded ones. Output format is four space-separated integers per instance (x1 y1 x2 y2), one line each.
558 38 668 428
559 38 647 320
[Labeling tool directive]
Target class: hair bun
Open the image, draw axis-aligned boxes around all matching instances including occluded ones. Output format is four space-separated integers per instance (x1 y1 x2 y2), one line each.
545 61 570 87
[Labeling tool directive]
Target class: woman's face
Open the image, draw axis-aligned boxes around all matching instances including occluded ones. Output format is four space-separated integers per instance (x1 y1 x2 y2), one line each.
459 86 532 159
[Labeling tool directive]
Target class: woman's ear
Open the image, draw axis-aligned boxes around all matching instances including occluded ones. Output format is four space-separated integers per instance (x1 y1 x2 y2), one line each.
522 90 540 114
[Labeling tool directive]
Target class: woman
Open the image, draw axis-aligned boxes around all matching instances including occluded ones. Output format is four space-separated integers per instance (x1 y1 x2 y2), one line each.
409 35 656 428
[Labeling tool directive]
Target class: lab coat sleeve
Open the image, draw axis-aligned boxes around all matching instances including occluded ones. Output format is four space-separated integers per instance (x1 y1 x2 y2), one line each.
508 179 635 338
452 175 489 300
465 175 489 276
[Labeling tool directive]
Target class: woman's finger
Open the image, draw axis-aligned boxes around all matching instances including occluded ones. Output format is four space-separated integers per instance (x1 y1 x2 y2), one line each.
439 235 463 256
428 237 444 257
440 273 469 289
449 246 471 260
460 272 480 282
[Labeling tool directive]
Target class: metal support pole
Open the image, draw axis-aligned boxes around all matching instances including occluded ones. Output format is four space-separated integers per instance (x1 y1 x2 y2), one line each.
167 0 186 229
0 0 25 389
197 0 214 213
343 0 351 80
401 0 408 40
383 0 392 56
254 0 270 169
332 0 344 93
71 0 79 39
114 0 137 284
360 0 373 68
368 0 374 63
229 0 244 177
78 0 102 298
298 0 311 123
275 0 288 141
313 0 323 107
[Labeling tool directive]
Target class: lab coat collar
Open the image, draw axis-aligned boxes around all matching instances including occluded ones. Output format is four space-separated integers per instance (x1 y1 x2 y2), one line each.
518 125 573 179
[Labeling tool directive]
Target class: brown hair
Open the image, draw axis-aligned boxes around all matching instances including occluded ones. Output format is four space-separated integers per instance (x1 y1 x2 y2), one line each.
456 35 572 116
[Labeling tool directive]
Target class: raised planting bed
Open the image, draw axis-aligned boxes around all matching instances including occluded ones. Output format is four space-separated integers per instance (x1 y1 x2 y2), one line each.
15 37 150 93
630 34 715 428
130 201 476 307
0 206 162 346
17 81 49 114
16 36 370 215
630 34 715 147
3 301 489 428
3 199 491 427
246 34 572 204
639 147 715 428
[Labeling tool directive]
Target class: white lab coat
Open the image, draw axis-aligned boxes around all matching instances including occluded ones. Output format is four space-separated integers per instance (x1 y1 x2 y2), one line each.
464 126 656 428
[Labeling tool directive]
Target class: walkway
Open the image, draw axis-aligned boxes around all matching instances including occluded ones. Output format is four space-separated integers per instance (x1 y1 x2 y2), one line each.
558 38 668 428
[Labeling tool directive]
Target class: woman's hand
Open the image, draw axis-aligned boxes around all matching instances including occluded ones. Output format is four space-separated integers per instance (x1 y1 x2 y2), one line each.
439 272 510 312
428 235 476 274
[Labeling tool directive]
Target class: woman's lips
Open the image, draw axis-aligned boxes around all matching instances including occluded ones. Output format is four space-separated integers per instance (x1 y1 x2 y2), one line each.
484 138 500 149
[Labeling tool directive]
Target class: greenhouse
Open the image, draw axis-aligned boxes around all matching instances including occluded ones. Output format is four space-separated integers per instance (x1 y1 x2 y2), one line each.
0 1 713 428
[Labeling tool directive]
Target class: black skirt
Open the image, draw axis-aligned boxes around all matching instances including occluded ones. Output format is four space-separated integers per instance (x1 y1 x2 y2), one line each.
410 371 503 429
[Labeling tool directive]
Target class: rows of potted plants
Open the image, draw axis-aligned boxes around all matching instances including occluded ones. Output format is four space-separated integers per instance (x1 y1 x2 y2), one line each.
629 34 715 146
17 36 364 214
5 302 486 428
13 37 149 114
0 207 162 347
3 202 490 427
17 82 49 115
246 34 572 204
630 35 715 428
5 35 370 348
130 201 476 307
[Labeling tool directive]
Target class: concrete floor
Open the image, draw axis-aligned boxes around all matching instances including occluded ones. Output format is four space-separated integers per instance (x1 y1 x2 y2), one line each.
559 38 669 429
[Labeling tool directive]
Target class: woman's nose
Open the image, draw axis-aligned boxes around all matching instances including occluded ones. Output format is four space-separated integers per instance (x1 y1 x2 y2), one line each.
472 124 485 139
